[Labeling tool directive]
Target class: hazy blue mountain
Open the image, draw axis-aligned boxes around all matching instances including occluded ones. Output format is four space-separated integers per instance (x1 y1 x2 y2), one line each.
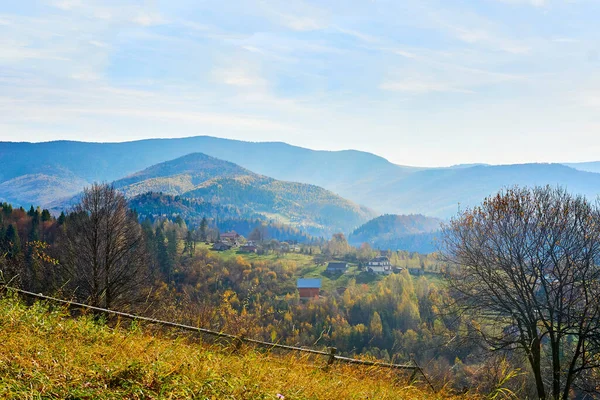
114 153 376 236
3 137 600 219
564 161 600 174
0 167 88 207
348 214 442 252
0 137 417 209
369 163 600 217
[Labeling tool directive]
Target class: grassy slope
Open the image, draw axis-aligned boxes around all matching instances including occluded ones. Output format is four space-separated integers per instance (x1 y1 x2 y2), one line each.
195 243 383 293
0 295 470 399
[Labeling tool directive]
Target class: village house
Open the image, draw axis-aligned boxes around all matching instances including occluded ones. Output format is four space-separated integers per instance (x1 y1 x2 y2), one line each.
297 278 321 299
239 244 258 253
220 231 241 245
408 267 425 276
326 262 348 274
367 256 392 274
212 242 232 251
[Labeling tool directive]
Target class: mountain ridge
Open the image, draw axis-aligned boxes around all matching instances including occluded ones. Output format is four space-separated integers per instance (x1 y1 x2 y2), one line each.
3 137 600 219
113 152 376 236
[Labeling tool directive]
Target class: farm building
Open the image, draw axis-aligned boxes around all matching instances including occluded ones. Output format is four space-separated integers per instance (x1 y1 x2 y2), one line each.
212 242 232 251
297 278 321 299
326 262 348 274
239 245 258 253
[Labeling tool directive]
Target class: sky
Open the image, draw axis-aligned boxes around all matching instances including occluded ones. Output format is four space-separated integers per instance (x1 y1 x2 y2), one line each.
1 0 600 167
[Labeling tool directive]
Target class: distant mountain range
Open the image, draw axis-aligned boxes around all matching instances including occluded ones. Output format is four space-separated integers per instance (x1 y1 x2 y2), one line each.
348 214 442 253
2 136 600 221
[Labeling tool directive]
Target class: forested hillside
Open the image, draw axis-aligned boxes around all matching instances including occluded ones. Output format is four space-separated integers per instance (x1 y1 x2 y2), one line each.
349 214 443 253
129 192 315 242
116 153 376 236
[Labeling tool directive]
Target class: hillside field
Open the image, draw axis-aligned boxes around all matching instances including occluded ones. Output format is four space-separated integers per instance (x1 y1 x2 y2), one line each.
194 243 395 293
0 294 471 399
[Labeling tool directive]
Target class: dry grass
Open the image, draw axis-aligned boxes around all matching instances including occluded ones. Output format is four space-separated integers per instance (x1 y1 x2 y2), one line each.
0 294 477 399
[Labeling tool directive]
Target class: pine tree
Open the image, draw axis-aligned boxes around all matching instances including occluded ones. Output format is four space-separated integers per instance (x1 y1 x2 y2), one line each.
155 226 171 281
184 230 194 257
41 209 52 222
5 224 21 258
166 229 177 262
199 217 208 242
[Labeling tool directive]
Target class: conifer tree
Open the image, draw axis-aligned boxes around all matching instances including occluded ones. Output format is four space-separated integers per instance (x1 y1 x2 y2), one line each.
5 224 21 257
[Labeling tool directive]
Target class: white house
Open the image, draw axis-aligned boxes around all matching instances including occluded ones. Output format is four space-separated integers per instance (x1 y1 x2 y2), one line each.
367 256 392 274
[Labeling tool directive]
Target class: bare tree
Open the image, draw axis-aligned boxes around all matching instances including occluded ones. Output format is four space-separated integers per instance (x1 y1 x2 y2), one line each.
60 183 147 309
441 186 600 400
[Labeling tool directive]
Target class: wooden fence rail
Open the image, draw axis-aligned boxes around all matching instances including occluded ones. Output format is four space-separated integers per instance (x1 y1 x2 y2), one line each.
1 285 435 391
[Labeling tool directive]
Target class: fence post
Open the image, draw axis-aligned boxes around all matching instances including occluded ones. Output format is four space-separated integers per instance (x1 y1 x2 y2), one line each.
234 333 246 352
327 347 337 365
408 354 418 383
411 357 436 393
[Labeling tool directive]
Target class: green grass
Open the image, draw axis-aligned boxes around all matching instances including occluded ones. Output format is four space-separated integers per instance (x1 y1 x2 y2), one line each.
195 242 388 294
0 293 472 399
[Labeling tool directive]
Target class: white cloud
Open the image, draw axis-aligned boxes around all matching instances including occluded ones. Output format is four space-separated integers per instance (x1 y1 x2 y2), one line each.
51 0 82 11
553 38 579 43
452 26 530 54
70 72 101 81
213 67 266 87
496 0 546 7
580 92 600 109
258 1 328 32
89 40 109 48
132 13 166 27
393 50 417 59
281 15 322 31
379 80 473 94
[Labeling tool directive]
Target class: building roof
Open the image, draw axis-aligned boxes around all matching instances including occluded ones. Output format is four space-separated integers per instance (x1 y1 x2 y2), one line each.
297 278 322 289
221 231 239 238
326 262 348 269
369 256 390 263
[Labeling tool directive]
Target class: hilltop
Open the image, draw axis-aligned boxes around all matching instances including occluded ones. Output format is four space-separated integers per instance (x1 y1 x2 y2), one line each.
349 214 443 253
0 137 413 211
0 294 460 399
3 137 600 218
116 153 376 236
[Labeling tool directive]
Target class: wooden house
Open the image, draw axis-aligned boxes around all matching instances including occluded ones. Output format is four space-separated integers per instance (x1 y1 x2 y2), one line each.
220 231 240 242
297 278 321 299
239 245 258 253
212 242 232 251
326 262 348 274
